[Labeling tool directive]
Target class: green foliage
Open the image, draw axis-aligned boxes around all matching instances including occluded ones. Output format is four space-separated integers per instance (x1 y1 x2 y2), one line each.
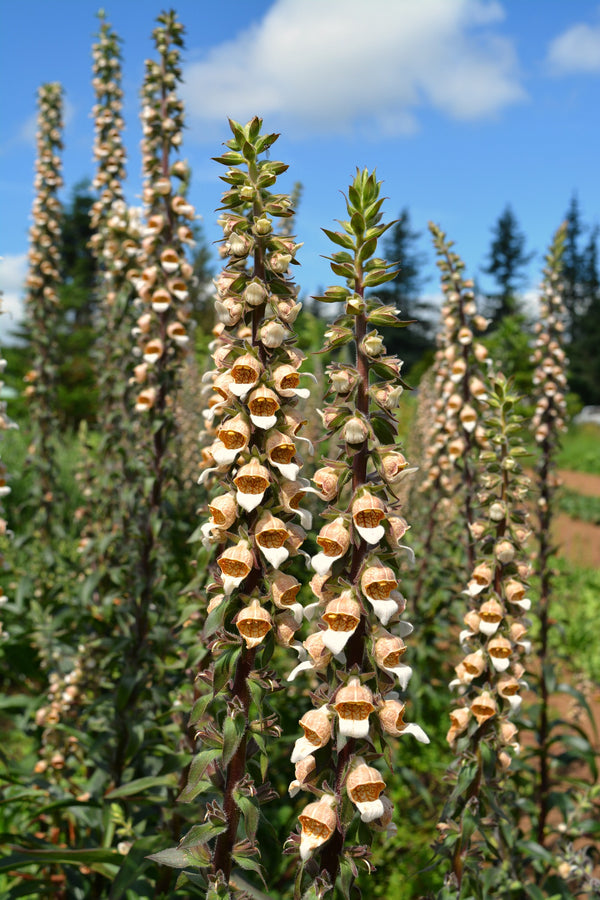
556 424 600 474
557 487 600 524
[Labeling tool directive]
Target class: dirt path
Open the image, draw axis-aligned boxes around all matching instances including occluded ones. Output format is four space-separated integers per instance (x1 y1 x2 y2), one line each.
557 469 600 497
553 514 600 568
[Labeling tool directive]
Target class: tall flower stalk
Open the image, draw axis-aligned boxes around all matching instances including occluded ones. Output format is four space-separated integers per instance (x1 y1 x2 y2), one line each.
164 117 308 892
413 225 490 608
23 82 64 530
529 222 568 844
437 374 532 896
289 170 428 896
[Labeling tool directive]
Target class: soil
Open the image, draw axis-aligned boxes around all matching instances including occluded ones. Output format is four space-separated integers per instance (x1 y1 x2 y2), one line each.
557 469 600 498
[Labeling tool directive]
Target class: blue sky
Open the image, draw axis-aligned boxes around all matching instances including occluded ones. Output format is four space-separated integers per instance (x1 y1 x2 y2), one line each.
1 0 599 341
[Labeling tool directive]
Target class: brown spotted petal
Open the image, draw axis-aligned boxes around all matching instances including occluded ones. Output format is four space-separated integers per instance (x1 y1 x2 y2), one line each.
135 387 156 412
352 493 386 545
378 698 430 743
291 707 333 763
234 460 270 512
275 611 300 647
213 415 251 465
201 493 237 544
505 579 531 611
273 363 310 399
321 592 361 655
298 796 337 861
374 634 412 690
217 542 254 595
255 513 290 568
446 707 471 745
488 635 513 672
272 572 301 610
143 338 164 365
166 321 188 345
346 761 386 822
151 287 171 313
312 517 350 576
235 599 272 649
313 466 339 501
287 631 333 682
497 674 522 711
471 690 497 726
230 353 263 398
478 598 504 635
280 480 312 530
360 563 400 625
266 430 299 480
467 562 493 597
334 677 375 739
248 385 280 429
289 754 316 797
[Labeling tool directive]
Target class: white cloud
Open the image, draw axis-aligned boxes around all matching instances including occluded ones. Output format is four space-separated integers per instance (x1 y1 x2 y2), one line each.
0 254 27 344
547 13 600 74
181 0 525 139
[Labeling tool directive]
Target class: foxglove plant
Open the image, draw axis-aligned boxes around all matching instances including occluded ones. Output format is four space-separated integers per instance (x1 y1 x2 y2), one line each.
436 374 532 896
23 82 64 530
529 222 568 846
413 224 491 607
0 294 16 636
131 9 195 636
287 170 428 896
163 117 310 892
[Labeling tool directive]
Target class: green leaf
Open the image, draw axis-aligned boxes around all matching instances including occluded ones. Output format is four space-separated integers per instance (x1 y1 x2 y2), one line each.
146 847 191 869
105 774 177 799
189 693 213 728
322 228 355 250
235 793 259 841
223 714 246 767
178 821 227 849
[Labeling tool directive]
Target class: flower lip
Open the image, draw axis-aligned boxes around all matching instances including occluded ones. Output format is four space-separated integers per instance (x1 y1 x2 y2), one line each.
352 493 386 544
230 353 262 397
234 460 270 511
235 599 272 648
298 796 336 861
255 513 290 568
248 385 280 429
334 677 375 737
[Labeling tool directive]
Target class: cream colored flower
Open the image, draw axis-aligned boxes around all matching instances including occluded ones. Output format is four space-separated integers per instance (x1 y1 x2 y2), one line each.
333 677 375 739
298 796 336 861
346 760 386 823
321 592 361 655
235 599 272 648
311 517 350 576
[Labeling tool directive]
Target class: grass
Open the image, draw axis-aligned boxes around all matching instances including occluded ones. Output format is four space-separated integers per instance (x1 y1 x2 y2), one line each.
557 488 600 524
550 558 600 683
557 423 600 475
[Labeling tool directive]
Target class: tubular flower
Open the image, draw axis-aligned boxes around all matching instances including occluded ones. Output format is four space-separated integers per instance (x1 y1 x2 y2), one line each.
298 796 337 861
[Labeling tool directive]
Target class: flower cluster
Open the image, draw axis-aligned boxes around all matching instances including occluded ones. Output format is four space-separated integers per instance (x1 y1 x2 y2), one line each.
0 295 16 636
448 375 531 755
420 225 491 561
531 224 568 451
178 118 310 885
89 12 126 249
438 374 532 888
131 11 195 416
290 171 427 884
23 82 64 514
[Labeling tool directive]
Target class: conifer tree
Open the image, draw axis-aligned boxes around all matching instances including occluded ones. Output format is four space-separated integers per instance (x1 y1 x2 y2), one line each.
482 205 533 327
